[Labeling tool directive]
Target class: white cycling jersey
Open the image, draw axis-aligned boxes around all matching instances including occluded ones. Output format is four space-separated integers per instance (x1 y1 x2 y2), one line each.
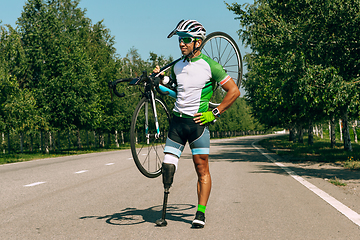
170 53 231 117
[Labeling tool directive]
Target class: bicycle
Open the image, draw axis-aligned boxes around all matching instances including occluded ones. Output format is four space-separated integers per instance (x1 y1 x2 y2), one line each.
108 32 242 178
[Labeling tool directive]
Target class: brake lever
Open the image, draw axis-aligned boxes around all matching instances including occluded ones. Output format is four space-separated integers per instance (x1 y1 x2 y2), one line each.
152 75 169 96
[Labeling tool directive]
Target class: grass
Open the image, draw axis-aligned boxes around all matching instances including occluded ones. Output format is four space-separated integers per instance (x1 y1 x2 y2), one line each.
343 156 360 170
327 177 347 186
0 144 131 165
259 135 360 171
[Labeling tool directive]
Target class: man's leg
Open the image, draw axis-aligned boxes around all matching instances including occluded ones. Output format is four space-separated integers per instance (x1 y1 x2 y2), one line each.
193 154 212 206
192 154 211 228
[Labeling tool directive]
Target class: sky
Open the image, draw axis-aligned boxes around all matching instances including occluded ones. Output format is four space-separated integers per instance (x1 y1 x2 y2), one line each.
0 0 253 60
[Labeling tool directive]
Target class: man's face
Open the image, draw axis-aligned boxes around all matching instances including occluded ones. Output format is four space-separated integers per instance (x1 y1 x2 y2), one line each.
179 37 202 56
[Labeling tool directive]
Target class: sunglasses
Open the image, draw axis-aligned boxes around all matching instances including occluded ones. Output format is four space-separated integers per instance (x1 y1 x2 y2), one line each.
178 37 198 44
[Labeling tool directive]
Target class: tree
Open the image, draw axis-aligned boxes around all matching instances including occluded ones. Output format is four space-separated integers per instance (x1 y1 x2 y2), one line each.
209 97 264 132
227 0 360 150
1 23 44 152
17 0 101 133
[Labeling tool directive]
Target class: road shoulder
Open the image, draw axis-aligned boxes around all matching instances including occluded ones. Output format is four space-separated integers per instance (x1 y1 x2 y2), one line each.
255 142 360 216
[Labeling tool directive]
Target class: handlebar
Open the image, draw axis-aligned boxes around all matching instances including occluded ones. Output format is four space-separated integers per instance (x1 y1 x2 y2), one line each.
109 57 181 100
108 73 175 100
108 78 132 99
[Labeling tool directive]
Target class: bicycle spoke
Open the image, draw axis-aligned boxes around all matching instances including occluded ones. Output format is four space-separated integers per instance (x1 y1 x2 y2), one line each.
200 32 243 106
130 97 170 178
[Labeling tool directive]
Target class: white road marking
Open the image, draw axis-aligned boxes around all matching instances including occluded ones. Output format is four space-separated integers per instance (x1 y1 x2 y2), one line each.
75 170 88 174
105 163 114 166
24 182 46 187
252 142 360 227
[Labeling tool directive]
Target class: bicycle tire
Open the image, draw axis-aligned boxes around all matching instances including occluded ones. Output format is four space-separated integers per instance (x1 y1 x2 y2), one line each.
130 97 170 178
199 32 243 107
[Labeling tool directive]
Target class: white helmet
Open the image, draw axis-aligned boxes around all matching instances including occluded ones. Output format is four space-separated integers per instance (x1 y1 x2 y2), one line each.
167 19 206 40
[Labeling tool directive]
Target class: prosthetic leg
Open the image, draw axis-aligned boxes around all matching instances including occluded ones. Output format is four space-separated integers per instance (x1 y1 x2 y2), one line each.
155 163 176 227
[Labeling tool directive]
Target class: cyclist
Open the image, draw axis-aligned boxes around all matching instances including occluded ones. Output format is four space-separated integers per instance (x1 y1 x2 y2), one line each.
155 19 240 228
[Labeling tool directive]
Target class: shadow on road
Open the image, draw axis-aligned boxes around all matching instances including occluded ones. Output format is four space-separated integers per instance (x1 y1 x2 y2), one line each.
80 204 195 226
207 136 360 181
252 164 360 181
209 138 266 163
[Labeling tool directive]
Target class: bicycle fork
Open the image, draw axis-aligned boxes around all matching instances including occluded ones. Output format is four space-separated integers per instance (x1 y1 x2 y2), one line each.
145 91 161 144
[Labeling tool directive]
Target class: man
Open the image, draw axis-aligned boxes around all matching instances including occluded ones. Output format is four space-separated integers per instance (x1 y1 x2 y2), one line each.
155 19 240 228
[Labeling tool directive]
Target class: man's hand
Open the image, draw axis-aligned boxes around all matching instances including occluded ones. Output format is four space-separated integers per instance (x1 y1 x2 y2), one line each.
153 65 167 83
153 65 165 77
193 112 216 125
153 65 162 74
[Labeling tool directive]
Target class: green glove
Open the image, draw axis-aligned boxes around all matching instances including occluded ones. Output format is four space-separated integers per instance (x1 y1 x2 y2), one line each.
200 111 216 124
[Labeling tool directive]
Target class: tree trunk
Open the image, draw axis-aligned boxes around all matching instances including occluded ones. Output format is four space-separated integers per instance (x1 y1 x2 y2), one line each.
289 125 296 142
30 133 33 152
99 132 104 148
7 131 11 153
339 119 343 141
86 131 89 148
77 129 82 149
45 131 49 154
115 130 120 148
297 124 303 143
57 131 61 150
330 117 336 148
40 131 44 152
121 131 125 144
93 131 96 147
320 124 324 139
353 126 358 143
49 131 52 151
308 120 313 145
107 132 111 147
2 132 4 153
68 130 71 150
342 111 352 151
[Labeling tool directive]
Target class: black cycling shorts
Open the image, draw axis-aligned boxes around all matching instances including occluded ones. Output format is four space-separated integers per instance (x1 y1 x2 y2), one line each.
164 114 210 157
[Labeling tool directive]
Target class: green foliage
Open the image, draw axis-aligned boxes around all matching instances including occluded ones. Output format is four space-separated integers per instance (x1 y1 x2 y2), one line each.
209 97 264 132
16 0 101 131
227 0 360 132
0 24 41 133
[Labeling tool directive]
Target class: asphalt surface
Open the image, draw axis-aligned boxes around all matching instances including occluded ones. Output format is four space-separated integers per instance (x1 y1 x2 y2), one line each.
1 134 359 239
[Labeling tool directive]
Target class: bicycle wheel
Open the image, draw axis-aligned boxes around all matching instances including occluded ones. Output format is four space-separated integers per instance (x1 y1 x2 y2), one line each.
130 97 170 178
200 32 243 107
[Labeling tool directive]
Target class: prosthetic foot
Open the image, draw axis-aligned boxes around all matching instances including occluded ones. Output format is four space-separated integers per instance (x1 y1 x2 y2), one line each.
155 163 176 227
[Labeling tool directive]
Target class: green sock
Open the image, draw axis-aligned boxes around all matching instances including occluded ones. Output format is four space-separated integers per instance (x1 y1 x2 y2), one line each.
197 204 206 214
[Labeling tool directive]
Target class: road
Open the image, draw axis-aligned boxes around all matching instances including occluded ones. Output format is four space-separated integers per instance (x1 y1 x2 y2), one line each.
0 134 359 239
